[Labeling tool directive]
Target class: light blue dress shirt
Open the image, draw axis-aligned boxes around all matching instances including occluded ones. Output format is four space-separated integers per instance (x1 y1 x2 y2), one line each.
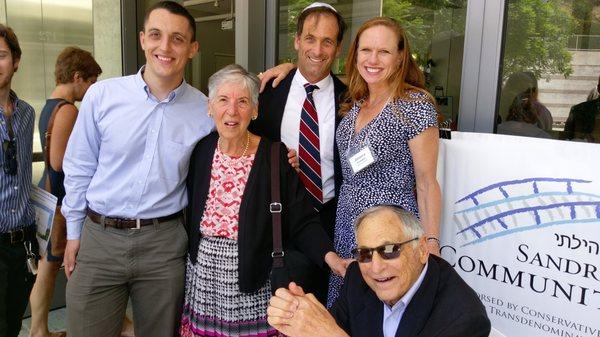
0 91 35 232
62 68 214 240
382 263 429 337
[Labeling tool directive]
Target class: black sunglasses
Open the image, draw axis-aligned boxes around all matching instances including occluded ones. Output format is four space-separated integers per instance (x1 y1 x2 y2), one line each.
2 139 17 175
351 237 419 263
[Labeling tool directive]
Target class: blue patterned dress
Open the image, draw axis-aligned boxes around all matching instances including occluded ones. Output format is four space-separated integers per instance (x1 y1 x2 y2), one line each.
327 92 438 306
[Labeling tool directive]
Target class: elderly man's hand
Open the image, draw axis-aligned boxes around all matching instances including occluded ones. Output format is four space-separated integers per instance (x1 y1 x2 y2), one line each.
325 252 352 277
267 282 349 337
259 63 295 93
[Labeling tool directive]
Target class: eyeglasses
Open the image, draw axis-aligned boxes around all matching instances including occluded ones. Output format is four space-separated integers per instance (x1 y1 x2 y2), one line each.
351 238 419 263
2 139 17 175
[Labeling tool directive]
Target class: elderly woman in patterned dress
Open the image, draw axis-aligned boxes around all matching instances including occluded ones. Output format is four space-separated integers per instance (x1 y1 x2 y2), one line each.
327 17 442 306
179 64 347 337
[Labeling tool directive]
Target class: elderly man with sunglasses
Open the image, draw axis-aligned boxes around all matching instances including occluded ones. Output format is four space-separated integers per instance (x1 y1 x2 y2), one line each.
267 205 490 337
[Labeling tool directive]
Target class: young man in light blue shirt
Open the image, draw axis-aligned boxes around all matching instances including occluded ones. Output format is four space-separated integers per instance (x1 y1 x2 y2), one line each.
61 2 214 336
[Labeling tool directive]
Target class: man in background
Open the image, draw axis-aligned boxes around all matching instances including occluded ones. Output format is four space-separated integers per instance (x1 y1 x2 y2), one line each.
0 23 38 337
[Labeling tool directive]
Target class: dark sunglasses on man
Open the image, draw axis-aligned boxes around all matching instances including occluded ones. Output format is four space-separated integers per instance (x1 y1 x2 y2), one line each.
2 138 17 175
352 237 419 263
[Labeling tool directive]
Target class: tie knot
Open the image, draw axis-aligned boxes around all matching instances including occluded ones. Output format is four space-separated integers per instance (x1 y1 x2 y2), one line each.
304 83 319 95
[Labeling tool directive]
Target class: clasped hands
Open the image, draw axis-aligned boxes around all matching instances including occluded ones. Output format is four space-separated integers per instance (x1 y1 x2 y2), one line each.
267 282 349 337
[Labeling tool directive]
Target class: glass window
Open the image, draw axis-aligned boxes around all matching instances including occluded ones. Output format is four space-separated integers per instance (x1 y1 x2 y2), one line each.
382 0 467 129
496 0 600 142
2 0 122 184
277 0 468 129
183 1 235 93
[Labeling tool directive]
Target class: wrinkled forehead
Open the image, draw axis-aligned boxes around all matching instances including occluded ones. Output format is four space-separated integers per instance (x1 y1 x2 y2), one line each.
213 79 251 97
356 210 406 246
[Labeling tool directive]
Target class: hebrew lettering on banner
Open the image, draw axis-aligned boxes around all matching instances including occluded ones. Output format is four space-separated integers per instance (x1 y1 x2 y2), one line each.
554 233 599 255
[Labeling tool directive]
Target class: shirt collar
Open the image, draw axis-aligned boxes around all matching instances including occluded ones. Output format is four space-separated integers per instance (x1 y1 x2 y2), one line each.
135 65 187 103
1 90 20 114
293 70 333 92
385 261 429 312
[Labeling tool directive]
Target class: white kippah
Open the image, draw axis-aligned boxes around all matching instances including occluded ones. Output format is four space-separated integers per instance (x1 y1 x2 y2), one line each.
302 2 337 13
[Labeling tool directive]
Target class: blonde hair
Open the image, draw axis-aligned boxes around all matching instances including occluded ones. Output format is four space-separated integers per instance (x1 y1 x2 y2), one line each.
340 17 433 116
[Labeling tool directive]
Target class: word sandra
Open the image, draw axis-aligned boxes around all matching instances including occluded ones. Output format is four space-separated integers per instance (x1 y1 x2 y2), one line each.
441 246 600 309
517 244 600 282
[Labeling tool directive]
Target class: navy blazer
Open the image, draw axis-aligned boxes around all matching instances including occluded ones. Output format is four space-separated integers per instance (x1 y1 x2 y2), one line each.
250 68 347 198
330 255 491 337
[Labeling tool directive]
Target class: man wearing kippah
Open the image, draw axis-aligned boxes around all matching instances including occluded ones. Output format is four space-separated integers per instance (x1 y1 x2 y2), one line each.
250 2 347 305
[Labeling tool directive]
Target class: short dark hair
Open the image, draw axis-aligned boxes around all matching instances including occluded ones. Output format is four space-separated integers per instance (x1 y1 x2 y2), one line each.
296 6 346 43
55 47 102 85
144 1 196 41
0 24 22 61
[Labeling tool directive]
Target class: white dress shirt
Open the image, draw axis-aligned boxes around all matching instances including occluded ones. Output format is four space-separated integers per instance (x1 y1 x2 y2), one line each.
382 263 429 337
280 71 336 202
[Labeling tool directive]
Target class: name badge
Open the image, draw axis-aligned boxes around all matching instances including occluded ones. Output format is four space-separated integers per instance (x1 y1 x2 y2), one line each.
348 146 375 174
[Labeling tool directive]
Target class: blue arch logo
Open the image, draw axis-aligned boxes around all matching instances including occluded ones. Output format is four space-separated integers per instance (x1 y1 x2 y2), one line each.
453 178 600 247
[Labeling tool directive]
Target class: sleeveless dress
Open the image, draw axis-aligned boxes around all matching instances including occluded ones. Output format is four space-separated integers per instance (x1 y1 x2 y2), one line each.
179 148 280 337
38 98 71 204
38 98 73 262
327 92 438 307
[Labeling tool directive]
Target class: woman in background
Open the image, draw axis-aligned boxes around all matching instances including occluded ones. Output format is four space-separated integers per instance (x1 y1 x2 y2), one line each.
30 46 102 337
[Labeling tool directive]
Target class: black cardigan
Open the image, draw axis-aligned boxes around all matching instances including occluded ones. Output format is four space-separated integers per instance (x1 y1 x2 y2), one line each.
186 132 334 293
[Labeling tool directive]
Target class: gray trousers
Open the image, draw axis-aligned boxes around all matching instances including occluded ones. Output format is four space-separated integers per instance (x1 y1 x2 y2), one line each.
66 216 187 337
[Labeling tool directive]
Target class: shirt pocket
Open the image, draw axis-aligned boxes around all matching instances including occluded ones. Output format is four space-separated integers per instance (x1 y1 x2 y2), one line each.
156 139 192 182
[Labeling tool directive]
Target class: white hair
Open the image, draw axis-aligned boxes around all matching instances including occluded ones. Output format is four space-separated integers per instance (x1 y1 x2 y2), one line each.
207 64 260 106
354 205 424 245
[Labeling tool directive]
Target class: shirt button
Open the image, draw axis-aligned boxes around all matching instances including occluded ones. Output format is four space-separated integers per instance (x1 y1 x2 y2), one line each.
145 155 150 159
11 209 16 213
138 180 142 184
151 129 156 133
14 186 18 190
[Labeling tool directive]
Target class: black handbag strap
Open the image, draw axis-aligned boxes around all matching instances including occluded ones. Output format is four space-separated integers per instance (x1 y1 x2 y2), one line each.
270 142 285 268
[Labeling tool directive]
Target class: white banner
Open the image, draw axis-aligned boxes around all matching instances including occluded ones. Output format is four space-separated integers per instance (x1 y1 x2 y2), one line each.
438 132 600 337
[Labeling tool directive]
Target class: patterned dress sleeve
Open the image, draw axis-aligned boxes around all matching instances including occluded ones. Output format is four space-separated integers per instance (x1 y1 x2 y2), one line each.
399 92 438 140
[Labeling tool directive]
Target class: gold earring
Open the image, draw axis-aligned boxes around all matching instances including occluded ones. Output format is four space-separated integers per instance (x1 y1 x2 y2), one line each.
252 115 257 120
207 111 213 117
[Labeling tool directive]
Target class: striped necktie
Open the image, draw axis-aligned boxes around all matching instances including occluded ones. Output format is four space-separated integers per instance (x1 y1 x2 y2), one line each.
298 83 323 209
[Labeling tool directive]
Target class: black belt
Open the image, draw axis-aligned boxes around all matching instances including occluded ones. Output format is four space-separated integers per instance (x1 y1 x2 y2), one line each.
86 208 183 229
0 226 36 245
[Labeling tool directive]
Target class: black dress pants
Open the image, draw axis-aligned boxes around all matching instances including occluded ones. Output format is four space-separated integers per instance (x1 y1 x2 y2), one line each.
0 234 37 337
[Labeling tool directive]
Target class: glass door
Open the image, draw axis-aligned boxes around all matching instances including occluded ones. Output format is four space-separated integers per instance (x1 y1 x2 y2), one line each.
184 0 236 93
